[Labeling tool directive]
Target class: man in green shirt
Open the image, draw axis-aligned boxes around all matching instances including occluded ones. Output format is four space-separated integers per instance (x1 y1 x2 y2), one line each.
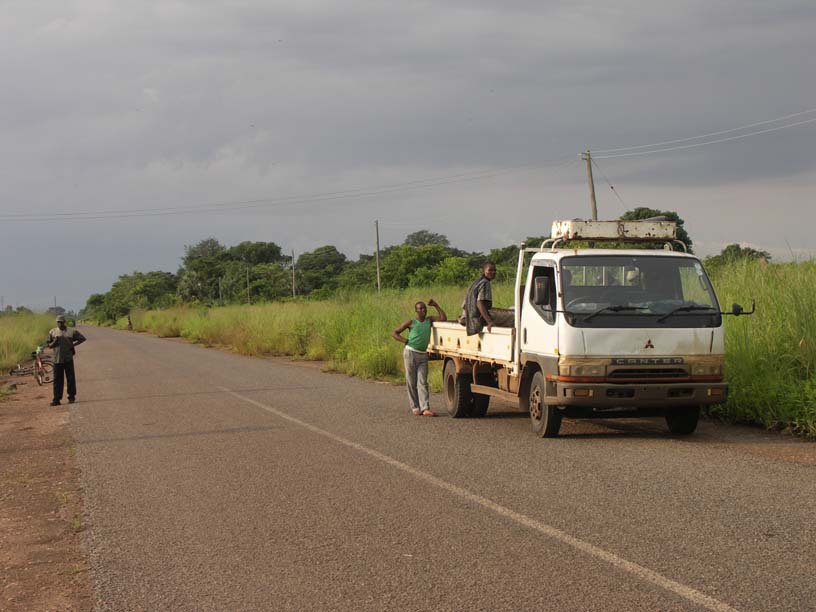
45 315 86 406
392 299 446 416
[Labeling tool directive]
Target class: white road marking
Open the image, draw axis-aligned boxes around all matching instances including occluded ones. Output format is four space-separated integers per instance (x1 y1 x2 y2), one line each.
220 386 741 612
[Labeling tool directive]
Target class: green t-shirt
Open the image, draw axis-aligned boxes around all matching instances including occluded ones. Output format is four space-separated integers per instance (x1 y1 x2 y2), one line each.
406 318 432 352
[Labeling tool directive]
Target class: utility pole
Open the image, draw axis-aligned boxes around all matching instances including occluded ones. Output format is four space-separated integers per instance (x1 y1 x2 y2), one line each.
54 296 57 310
246 266 251 305
374 220 381 293
581 150 598 221
218 278 223 306
291 249 296 298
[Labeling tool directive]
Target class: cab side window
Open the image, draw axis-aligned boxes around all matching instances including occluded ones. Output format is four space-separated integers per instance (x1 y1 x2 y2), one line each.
529 265 556 325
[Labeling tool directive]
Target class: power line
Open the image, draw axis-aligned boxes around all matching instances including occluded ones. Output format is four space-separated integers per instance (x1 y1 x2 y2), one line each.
593 106 816 154
593 116 816 159
590 158 627 210
378 210 463 229
0 165 530 219
0 158 573 223
379 157 579 228
0 167 534 222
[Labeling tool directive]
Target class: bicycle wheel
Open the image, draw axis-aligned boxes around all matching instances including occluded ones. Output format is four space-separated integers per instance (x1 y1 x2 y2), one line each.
39 362 54 385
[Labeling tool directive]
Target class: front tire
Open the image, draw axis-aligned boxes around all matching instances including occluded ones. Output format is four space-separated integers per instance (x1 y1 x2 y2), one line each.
444 360 473 418
666 406 700 435
528 371 562 437
36 361 54 385
40 362 54 384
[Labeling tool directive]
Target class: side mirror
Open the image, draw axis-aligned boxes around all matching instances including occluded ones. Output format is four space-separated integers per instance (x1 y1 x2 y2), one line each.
731 303 743 316
533 277 551 306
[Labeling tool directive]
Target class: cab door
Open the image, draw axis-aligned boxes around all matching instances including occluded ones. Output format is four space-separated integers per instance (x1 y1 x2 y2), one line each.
520 263 559 361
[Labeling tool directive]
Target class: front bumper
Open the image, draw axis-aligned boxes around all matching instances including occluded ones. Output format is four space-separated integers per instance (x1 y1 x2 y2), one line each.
547 381 728 409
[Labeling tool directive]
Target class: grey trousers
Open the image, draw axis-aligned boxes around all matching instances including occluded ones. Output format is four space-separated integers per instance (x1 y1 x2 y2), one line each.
403 347 430 411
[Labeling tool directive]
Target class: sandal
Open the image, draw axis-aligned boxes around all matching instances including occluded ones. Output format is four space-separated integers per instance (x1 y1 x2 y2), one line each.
421 410 437 417
411 409 422 416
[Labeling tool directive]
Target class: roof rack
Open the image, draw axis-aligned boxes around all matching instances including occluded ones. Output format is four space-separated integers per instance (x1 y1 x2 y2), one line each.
541 219 687 252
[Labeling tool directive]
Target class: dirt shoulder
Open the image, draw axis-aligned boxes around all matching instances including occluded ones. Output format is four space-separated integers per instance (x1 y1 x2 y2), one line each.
0 377 93 611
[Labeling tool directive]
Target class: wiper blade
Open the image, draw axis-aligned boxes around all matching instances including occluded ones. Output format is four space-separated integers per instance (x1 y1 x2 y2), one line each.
583 305 648 322
657 305 716 323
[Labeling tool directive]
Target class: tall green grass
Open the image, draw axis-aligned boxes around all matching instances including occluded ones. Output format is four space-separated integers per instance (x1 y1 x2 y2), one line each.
712 259 816 434
121 285 514 393
121 263 816 436
0 313 54 370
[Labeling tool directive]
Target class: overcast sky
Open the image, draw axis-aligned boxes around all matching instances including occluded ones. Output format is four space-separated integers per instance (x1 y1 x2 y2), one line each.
1 0 815 311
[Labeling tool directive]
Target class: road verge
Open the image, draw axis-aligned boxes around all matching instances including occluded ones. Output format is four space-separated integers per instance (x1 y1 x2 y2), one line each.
0 379 93 611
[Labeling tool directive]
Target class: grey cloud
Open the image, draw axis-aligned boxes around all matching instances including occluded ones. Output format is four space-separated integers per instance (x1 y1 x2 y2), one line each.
5 0 815 175
1 0 815 310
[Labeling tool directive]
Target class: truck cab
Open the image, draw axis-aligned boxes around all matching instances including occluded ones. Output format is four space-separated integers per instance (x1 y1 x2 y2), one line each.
429 219 746 437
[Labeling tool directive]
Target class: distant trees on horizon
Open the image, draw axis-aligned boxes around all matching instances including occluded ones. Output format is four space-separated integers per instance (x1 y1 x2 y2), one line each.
79 211 772 322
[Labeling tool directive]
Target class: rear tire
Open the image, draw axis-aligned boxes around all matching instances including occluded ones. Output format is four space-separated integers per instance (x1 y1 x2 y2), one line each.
666 406 700 435
469 372 491 418
528 371 562 437
470 394 490 418
444 360 473 418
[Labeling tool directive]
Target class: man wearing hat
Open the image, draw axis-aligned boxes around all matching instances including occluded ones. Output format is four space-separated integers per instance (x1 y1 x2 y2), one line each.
45 315 86 406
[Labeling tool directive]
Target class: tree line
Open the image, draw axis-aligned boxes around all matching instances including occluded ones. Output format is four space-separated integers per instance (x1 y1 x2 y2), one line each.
80 229 528 322
80 208 768 322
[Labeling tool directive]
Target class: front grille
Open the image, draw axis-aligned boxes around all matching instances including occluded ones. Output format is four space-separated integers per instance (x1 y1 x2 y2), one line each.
607 368 688 380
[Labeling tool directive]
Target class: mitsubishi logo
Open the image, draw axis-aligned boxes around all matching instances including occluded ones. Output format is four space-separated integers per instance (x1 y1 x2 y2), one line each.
644 339 655 349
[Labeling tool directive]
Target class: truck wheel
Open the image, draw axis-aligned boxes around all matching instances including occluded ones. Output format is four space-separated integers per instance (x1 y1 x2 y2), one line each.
469 372 491 418
528 371 561 437
470 394 490 418
444 360 473 418
665 406 700 435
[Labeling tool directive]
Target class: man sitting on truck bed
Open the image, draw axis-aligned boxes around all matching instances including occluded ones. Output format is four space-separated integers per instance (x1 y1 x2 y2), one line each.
459 262 514 335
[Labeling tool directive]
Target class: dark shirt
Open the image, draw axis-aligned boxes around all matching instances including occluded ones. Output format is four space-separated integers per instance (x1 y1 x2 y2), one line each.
46 327 86 364
462 276 492 336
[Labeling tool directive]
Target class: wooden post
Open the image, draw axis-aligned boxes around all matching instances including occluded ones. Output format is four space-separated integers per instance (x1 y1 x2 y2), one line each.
582 150 598 221
375 220 382 293
292 249 296 298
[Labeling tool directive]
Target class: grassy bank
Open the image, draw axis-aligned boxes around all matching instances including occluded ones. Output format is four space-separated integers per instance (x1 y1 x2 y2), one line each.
121 286 514 393
712 259 816 434
120 262 815 436
0 313 54 370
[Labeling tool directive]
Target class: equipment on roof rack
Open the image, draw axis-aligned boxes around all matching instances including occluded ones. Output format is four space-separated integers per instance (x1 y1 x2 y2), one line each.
543 219 686 251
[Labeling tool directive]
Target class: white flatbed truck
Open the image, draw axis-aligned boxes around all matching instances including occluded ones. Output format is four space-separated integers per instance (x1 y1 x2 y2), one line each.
428 219 752 437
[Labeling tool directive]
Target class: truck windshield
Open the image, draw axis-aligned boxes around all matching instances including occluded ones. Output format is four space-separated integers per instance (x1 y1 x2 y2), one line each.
561 255 721 328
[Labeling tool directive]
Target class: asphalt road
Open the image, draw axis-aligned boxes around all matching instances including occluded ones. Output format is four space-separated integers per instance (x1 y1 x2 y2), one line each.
70 326 815 611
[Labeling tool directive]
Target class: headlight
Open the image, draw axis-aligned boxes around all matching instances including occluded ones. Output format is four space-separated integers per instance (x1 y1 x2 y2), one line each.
691 363 722 376
559 364 606 377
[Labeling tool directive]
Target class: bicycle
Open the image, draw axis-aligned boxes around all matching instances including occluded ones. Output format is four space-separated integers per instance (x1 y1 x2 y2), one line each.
34 347 54 386
8 346 54 385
